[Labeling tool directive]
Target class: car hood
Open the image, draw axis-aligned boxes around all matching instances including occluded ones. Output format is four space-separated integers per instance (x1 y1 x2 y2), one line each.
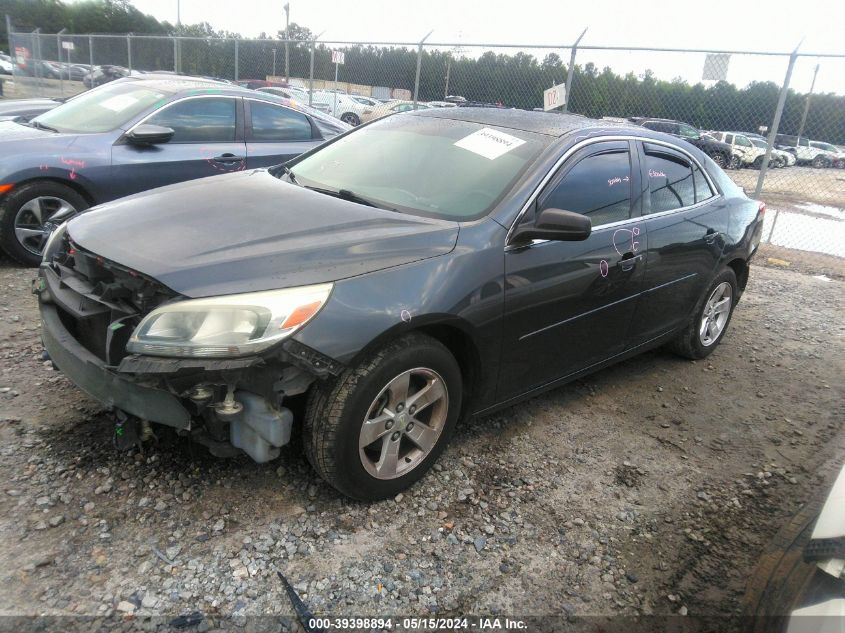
66 170 460 298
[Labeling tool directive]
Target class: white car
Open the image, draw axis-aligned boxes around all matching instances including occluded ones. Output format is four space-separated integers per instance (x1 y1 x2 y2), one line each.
775 134 836 168
810 141 845 169
0 54 14 75
747 136 796 168
349 95 381 108
309 91 373 125
256 86 310 102
709 131 769 169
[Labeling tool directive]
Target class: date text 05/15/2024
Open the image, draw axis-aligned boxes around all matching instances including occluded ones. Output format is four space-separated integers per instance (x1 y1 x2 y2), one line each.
308 617 528 630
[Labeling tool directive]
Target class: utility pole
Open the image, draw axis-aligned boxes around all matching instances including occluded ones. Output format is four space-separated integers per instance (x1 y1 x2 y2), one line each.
796 63 819 141
283 2 290 83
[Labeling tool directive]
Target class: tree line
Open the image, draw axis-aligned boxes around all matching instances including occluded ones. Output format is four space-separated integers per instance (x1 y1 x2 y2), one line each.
3 0 844 144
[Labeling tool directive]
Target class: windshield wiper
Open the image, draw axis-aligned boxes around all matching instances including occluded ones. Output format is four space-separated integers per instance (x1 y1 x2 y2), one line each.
30 120 59 133
280 164 299 185
301 183 398 212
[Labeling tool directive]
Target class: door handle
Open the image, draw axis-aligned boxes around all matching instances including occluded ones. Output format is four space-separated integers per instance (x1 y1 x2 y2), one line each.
212 153 244 164
617 253 642 272
704 229 721 244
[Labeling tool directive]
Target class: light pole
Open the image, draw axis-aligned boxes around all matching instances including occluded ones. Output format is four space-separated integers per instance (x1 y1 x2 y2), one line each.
283 2 290 83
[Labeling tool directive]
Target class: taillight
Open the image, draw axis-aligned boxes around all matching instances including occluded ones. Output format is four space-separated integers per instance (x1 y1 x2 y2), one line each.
758 201 766 217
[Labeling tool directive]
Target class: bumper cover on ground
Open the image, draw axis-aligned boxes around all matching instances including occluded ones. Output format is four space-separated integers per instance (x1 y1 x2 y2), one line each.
40 301 191 428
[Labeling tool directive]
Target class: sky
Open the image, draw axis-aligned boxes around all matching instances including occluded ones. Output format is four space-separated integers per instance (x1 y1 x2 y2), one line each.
110 0 845 94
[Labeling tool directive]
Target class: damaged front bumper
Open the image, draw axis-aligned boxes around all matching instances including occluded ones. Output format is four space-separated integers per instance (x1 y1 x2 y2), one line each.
36 262 343 463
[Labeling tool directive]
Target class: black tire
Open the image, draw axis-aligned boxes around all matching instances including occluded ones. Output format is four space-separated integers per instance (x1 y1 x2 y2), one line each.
811 155 827 169
753 156 764 169
0 181 88 266
709 152 728 169
340 112 361 126
728 155 742 170
668 268 738 360
303 333 463 500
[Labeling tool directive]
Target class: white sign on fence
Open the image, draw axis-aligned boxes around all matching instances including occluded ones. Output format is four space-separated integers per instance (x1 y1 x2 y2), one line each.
61 41 75 51
331 50 345 65
543 83 566 111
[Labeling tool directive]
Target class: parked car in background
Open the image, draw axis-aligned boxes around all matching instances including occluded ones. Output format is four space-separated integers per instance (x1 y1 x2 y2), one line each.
426 101 458 108
309 90 374 125
708 131 770 168
256 86 309 102
0 77 349 265
809 141 845 169
350 95 381 107
628 117 735 169
775 134 835 168
36 109 764 500
0 97 62 122
15 58 61 79
0 53 14 75
236 79 287 90
83 65 131 88
359 99 430 123
746 134 795 167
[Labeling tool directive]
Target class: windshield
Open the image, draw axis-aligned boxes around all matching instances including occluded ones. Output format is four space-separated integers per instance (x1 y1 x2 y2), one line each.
288 115 549 221
32 81 169 133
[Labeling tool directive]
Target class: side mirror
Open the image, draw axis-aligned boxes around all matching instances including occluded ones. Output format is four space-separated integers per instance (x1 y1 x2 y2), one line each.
511 208 592 243
126 124 175 145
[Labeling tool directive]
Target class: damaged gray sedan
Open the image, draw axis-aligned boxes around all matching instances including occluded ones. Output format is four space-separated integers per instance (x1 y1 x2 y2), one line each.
36 108 764 500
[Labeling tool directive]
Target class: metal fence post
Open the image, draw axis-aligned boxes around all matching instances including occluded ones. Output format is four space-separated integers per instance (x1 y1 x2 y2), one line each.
564 28 587 113
33 28 43 96
413 31 433 108
127 34 132 72
173 37 178 73
56 30 64 95
754 45 799 205
796 62 819 140
88 35 93 71
308 39 315 105
234 39 238 81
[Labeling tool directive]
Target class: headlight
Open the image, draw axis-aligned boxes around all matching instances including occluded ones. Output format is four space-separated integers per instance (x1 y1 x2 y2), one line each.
41 222 68 263
126 283 333 358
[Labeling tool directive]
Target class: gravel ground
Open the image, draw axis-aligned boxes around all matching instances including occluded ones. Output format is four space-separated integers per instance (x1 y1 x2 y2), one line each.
0 255 843 631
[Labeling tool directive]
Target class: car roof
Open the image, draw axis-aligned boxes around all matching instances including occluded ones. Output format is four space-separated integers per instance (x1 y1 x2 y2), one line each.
412 107 636 138
113 76 277 98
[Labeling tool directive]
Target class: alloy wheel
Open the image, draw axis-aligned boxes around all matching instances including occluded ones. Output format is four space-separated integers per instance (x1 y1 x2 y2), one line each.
359 367 449 480
699 282 732 347
14 196 77 257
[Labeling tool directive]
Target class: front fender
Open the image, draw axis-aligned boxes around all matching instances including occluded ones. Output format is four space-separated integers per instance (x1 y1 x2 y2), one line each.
292 219 507 411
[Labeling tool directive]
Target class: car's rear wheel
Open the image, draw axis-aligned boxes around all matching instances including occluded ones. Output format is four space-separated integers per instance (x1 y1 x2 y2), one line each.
340 112 361 126
728 155 742 170
709 152 728 169
753 156 764 169
811 155 827 169
0 181 88 267
668 268 737 360
303 333 462 500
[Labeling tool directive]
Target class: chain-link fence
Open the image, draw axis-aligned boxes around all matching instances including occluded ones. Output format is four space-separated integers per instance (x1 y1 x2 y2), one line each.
3 25 844 262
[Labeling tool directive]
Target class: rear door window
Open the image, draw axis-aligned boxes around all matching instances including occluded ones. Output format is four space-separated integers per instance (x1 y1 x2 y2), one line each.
146 97 236 143
643 144 695 213
248 101 313 141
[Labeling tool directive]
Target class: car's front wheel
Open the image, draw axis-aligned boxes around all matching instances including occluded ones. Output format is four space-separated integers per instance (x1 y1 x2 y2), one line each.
668 268 738 360
0 181 88 266
303 333 462 500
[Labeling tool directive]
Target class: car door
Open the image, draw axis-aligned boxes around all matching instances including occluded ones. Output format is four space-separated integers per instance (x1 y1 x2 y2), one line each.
498 140 647 401
245 99 321 169
110 95 246 199
625 141 727 346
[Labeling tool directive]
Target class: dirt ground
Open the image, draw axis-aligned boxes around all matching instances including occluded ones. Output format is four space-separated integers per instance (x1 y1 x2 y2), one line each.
0 252 843 632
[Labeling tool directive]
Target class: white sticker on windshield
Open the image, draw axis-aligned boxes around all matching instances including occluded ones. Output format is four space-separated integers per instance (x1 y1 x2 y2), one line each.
99 94 139 112
454 127 526 160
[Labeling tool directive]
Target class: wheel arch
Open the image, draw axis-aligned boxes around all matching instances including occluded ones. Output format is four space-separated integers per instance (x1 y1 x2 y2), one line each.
726 256 750 292
346 316 484 415
1 175 96 207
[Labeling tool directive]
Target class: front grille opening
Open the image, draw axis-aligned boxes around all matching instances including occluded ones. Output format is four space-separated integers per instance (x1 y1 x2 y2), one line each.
47 242 178 366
